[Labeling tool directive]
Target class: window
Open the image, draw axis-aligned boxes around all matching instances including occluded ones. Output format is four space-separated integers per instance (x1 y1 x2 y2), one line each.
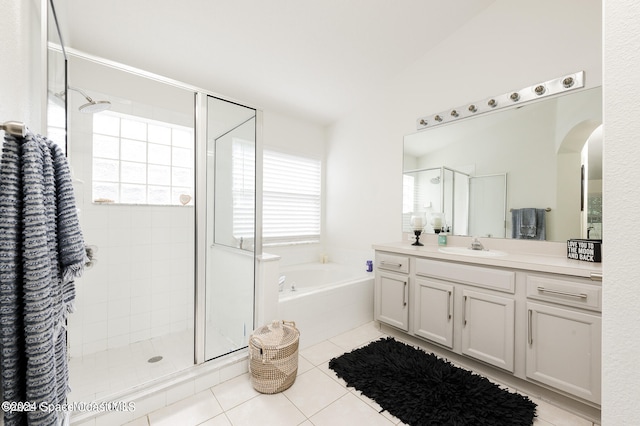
92 112 194 205
262 150 321 245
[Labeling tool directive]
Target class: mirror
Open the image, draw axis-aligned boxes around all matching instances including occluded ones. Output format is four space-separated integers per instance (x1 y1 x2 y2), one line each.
403 87 602 242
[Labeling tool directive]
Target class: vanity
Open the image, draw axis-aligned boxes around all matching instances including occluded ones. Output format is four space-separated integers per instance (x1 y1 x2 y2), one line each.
385 74 603 419
373 239 602 409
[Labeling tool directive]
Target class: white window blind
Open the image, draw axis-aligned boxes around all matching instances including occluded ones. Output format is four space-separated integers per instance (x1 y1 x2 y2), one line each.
262 150 321 245
231 140 256 239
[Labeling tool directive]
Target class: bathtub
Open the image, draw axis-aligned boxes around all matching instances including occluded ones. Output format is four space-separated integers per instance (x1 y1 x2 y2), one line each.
276 262 375 348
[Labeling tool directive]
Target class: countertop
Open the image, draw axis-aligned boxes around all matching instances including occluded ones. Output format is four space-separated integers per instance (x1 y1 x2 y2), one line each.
373 240 603 279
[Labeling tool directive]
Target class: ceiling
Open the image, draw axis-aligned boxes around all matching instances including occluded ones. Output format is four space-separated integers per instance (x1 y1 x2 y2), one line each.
53 0 496 126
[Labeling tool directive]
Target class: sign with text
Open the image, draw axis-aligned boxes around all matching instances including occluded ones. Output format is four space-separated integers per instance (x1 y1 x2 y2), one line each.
567 239 602 263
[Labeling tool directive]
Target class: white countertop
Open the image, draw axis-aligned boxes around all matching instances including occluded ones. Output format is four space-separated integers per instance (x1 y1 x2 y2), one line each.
373 240 603 279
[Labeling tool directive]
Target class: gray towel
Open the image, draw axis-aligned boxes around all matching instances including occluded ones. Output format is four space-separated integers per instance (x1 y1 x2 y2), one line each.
511 208 546 240
0 131 87 425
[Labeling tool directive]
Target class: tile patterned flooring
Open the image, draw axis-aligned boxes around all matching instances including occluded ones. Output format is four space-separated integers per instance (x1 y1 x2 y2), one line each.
120 322 598 426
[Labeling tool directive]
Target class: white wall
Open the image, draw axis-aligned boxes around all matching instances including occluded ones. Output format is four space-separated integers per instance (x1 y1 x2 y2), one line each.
325 0 602 256
603 0 640 424
0 0 45 134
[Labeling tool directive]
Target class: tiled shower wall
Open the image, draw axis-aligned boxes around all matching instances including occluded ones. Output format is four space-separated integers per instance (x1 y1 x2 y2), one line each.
67 203 194 358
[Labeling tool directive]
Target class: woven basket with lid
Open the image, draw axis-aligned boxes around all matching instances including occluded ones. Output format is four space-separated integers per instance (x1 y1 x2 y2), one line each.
249 320 299 394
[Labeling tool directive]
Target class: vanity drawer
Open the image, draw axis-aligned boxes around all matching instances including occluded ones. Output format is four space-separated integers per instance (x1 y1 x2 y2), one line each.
376 252 409 274
415 259 515 294
526 275 602 312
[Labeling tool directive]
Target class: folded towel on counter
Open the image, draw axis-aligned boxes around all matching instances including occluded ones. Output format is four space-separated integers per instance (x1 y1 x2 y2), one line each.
511 208 547 240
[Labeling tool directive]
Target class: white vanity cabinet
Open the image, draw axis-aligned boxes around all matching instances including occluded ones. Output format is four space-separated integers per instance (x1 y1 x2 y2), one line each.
461 289 515 372
374 252 410 331
372 243 602 408
525 274 602 404
413 277 454 348
414 258 516 371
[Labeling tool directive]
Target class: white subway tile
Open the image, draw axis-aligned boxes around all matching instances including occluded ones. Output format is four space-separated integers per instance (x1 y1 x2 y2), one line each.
83 302 108 324
130 329 151 344
107 262 133 283
130 296 152 315
83 339 108 356
108 298 131 319
83 320 108 343
130 312 151 332
108 316 130 338
107 334 130 349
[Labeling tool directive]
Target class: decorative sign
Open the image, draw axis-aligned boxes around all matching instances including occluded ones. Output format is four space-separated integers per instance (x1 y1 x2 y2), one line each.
567 239 602 263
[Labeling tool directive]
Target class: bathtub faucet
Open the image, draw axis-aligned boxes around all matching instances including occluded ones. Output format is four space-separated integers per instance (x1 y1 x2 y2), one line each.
278 275 286 292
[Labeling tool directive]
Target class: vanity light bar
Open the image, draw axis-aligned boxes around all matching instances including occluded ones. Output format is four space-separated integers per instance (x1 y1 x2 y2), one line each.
416 71 585 130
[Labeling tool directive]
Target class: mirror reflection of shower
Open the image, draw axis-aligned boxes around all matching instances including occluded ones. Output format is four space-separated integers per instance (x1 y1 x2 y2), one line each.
403 166 470 235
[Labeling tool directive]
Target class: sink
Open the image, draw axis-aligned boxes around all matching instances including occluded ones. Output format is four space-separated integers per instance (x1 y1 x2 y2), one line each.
438 247 508 257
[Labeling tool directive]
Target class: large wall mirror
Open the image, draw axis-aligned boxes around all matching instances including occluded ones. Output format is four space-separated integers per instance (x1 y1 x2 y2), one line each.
403 86 602 243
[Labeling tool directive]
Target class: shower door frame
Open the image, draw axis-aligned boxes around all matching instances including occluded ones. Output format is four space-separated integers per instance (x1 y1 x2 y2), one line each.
194 93 263 364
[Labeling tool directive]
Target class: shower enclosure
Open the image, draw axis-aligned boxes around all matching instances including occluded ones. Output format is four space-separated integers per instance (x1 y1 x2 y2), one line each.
402 166 470 235
54 50 261 407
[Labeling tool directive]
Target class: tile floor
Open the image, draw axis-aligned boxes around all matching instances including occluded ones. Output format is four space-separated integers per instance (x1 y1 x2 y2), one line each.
121 322 598 426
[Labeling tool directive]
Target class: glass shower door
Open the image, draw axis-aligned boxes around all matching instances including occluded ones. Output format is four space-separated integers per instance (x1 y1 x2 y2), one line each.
204 96 257 360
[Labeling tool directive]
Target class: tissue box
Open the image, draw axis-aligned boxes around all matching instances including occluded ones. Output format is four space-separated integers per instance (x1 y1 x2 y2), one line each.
567 239 602 263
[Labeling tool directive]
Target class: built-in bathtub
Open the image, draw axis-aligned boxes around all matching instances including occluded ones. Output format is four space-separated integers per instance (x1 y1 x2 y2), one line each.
277 262 375 348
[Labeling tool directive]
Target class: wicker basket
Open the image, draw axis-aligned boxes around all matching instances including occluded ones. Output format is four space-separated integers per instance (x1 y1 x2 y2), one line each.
249 320 300 394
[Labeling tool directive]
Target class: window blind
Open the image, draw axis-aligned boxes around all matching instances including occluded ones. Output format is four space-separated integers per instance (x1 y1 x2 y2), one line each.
262 150 321 245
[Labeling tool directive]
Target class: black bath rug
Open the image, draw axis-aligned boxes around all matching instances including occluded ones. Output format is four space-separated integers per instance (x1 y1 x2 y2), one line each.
328 337 536 426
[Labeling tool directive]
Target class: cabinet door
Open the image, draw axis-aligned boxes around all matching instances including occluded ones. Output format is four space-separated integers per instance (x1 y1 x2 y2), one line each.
414 278 454 348
461 289 515 372
526 302 601 404
375 270 409 331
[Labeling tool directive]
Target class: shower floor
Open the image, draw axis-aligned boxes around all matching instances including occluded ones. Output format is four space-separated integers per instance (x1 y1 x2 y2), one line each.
68 329 194 403
68 326 244 403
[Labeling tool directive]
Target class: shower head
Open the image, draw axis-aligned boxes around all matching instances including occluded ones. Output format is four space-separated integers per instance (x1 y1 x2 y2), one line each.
68 86 112 113
79 100 112 113
430 176 441 184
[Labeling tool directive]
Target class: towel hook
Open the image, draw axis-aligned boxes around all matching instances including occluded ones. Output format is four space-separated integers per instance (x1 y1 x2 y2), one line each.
1 121 27 137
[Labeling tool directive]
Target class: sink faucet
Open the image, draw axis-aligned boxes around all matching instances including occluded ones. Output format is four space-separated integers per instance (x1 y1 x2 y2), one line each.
469 237 486 251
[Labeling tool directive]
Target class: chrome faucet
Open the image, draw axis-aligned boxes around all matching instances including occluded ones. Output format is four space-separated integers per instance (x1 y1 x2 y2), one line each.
469 237 486 251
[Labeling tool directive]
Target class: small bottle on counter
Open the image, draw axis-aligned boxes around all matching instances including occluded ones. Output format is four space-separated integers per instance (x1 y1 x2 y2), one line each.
366 260 373 272
438 228 448 246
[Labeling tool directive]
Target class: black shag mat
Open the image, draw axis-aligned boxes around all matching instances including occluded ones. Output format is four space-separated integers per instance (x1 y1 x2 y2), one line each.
328 337 536 426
